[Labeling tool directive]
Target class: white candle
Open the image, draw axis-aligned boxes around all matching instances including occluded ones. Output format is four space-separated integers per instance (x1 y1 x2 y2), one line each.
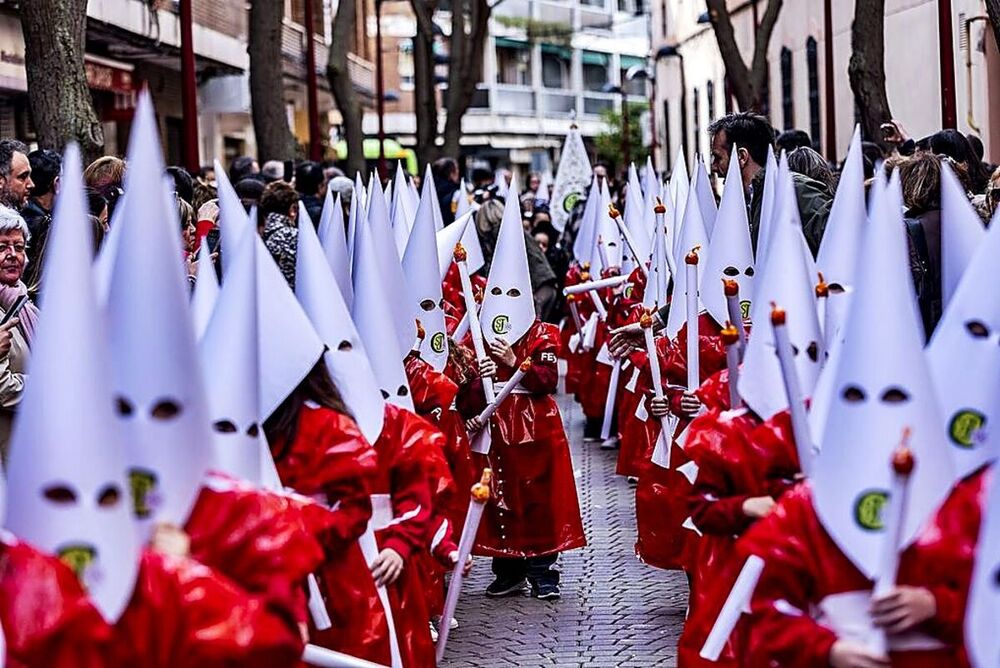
699 556 765 661
454 244 496 403
685 248 701 392
770 304 816 475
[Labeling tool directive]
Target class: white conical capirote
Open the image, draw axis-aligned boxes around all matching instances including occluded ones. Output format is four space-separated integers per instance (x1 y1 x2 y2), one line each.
403 175 450 371
8 143 140 624
347 172 365 263
356 180 416 355
642 195 671 310
105 92 213 539
436 211 473 281
536 171 552 203
455 178 472 220
199 227 262 484
317 188 354 308
926 197 1000 478
596 179 623 268
296 206 386 442
213 159 248 279
622 163 652 272
352 202 414 410
966 474 1000 668
390 161 414 256
940 161 986 308
693 159 718 237
666 176 710 337
642 156 660 240
216 167 326 420
494 169 510 199
480 180 536 346
816 127 866 348
669 149 689 256
190 241 219 340
700 145 754 327
550 127 591 233
739 166 822 421
572 176 601 266
423 164 445 232
753 146 780 270
811 172 955 579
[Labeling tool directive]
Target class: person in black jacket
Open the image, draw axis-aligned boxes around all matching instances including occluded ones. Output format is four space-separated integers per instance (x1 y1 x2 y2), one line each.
433 157 461 225
295 161 326 227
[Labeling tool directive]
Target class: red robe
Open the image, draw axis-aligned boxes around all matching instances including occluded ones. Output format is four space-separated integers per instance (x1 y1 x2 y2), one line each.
561 263 596 397
371 404 439 668
111 548 301 667
186 472 325 649
0 535 109 668
634 315 726 571
739 472 987 667
576 267 625 421
457 320 586 558
677 407 798 667
267 404 393 665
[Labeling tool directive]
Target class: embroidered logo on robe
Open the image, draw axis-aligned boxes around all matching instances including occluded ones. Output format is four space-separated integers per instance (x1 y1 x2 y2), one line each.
741 300 752 320
492 315 511 335
128 468 160 519
431 332 446 353
853 490 888 531
562 192 581 214
58 543 97 582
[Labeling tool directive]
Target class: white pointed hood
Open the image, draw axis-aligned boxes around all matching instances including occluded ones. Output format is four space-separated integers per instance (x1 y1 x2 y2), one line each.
550 127 592 233
347 172 365 262
940 161 986 308
424 164 445 232
642 156 660 240
199 228 263 484
436 211 473 281
596 179 624 269
666 177 710 337
105 92 213 539
317 188 354 308
536 171 552 203
7 143 140 624
459 206 485 274
212 159 248 279
623 163 652 271
297 205 386 441
494 169 510 199
738 167 822 421
356 178 416 355
816 128 866 348
480 180 536 346
390 162 414 256
700 145 754 327
693 159 718 237
352 204 414 410
967 473 1000 668
572 176 601 266
927 197 1000 478
812 172 955 579
642 196 671 310
403 177 450 371
455 178 472 220
190 242 219 340
753 146 780 268
669 149 690 256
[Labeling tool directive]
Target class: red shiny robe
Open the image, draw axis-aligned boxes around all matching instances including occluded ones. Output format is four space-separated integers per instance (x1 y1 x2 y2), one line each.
677 406 798 667
634 315 727 571
457 320 587 558
561 263 595 397
577 267 626 421
441 263 486 321
186 472 325 648
111 548 301 667
372 404 439 668
0 535 109 668
739 472 987 668
267 404 392 666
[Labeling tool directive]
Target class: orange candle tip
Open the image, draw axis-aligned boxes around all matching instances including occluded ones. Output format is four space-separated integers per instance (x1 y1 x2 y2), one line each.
639 311 654 329
815 272 829 298
892 429 915 475
770 301 787 326
722 278 739 297
720 322 739 345
566 293 576 303
415 320 425 339
654 197 666 214
608 204 620 219
453 243 467 262
519 359 532 372
685 245 701 265
472 469 493 501
580 272 591 282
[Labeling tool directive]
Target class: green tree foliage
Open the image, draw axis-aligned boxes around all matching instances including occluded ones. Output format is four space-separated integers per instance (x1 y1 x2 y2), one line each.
594 102 649 175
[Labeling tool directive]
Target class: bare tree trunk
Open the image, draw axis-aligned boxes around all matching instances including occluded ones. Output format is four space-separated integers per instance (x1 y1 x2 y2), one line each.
705 0 782 112
249 0 297 162
410 0 440 166
441 0 491 158
327 0 366 177
848 0 893 150
21 0 103 162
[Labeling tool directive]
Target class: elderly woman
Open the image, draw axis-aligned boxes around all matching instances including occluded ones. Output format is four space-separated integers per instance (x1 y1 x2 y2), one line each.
0 207 36 458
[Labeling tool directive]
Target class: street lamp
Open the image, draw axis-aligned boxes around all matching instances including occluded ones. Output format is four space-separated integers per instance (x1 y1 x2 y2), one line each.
602 83 630 172
655 44 687 166
625 64 656 170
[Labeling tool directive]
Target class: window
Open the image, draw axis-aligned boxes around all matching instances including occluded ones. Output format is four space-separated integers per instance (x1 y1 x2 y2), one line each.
582 51 609 92
398 40 415 90
541 46 571 89
496 39 531 86
706 80 715 122
806 37 821 152
780 47 793 130
692 86 700 159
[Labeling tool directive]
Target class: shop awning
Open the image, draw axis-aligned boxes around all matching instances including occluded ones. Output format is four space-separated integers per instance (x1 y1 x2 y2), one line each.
582 50 608 67
620 55 647 70
495 37 528 50
541 43 572 60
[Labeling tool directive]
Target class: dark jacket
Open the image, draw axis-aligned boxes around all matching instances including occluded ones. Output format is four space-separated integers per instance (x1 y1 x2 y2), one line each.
748 169 832 258
436 180 460 226
21 199 51 292
299 194 323 228
903 208 942 339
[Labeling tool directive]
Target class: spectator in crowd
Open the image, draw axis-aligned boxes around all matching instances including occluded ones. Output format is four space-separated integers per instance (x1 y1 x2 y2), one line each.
85 187 109 229
433 157 461 225
295 161 327 227
980 166 1000 222
259 181 300 288
235 177 266 212
229 155 259 184
22 149 60 287
328 175 354 217
0 140 33 211
0 206 37 458
261 160 285 183
166 166 195 206
322 163 345 183
708 112 831 256
917 129 991 194
775 129 812 154
898 152 948 336
84 155 125 220
527 172 541 195
787 146 835 192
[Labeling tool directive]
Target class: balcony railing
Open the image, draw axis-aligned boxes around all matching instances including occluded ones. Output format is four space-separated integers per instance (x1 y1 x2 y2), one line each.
582 92 615 116
539 90 575 116
493 84 536 114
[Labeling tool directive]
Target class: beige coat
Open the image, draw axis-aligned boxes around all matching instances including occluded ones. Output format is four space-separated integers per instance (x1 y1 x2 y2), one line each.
0 322 29 461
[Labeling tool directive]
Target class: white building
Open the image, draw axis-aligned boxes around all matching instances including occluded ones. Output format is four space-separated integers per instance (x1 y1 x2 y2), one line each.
651 0 1000 167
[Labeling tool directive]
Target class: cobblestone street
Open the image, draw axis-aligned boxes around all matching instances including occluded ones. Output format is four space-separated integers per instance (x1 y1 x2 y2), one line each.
440 391 689 667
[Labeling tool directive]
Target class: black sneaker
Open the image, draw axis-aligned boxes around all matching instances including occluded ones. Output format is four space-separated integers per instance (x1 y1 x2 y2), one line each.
532 581 561 600
485 577 526 597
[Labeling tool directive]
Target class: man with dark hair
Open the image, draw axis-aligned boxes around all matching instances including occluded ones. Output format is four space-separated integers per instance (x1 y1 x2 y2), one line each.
166 166 195 205
775 129 812 154
234 178 266 213
294 161 326 226
228 155 259 185
708 112 831 256
22 149 60 288
432 156 460 225
0 140 33 211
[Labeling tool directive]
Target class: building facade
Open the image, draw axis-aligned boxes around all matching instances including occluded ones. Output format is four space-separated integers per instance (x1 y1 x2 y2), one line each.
651 0 1000 168
370 0 651 175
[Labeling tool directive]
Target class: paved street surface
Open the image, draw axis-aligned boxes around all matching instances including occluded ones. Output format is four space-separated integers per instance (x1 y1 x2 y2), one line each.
440 390 689 667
